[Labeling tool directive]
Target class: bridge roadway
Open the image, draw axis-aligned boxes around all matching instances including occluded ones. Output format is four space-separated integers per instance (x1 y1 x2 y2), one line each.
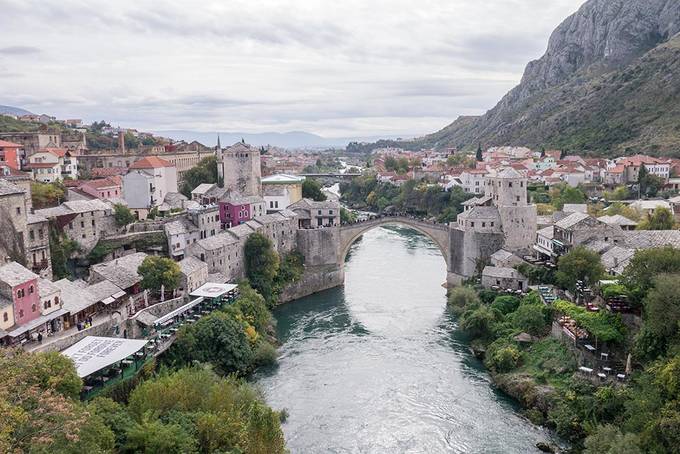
338 215 451 267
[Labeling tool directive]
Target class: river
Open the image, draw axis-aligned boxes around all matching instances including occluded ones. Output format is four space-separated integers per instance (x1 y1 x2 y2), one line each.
255 226 556 453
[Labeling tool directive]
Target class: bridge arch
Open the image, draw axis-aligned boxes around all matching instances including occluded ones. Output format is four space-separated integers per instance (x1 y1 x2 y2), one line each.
338 217 451 269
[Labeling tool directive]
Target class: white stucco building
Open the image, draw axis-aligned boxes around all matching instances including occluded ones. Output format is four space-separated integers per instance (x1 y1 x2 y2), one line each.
122 156 178 219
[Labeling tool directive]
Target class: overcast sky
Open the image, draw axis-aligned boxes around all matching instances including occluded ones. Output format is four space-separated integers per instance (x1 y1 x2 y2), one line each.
0 0 585 138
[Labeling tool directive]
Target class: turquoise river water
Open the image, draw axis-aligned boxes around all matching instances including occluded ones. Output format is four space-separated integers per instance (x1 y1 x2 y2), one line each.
254 226 558 453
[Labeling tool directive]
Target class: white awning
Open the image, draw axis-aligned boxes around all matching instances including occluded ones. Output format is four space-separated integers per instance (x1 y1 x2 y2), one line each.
6 308 68 338
189 282 238 299
61 336 148 378
112 291 127 299
101 297 116 305
154 297 204 326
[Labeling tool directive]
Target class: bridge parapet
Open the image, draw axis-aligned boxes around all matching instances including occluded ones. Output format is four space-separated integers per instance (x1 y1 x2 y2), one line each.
338 216 451 270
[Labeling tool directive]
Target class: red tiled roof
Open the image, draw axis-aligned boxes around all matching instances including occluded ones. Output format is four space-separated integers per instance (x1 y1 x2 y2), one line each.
91 167 127 177
81 177 121 189
129 156 174 169
42 147 68 157
0 139 21 148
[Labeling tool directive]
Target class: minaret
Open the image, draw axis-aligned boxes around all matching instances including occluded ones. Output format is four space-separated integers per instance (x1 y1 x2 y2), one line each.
216 134 221 151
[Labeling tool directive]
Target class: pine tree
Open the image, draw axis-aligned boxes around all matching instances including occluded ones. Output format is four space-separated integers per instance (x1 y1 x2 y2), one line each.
476 143 483 162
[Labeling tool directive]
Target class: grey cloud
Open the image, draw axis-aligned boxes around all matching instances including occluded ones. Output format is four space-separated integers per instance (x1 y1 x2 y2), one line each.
0 45 41 55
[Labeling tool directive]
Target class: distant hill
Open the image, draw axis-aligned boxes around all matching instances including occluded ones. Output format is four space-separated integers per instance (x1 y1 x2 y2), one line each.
395 0 680 157
0 105 33 116
156 130 404 150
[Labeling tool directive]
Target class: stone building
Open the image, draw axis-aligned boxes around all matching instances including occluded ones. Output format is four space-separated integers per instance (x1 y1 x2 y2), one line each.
552 212 621 257
481 266 528 291
178 256 209 295
0 180 28 266
0 261 40 328
25 213 52 279
35 199 116 252
288 199 340 228
187 205 221 240
218 142 262 197
0 132 61 159
188 232 242 281
165 217 201 259
450 168 537 282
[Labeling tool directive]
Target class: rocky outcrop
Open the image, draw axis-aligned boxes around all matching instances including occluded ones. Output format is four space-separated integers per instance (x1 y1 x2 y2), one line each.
417 0 680 156
492 372 556 415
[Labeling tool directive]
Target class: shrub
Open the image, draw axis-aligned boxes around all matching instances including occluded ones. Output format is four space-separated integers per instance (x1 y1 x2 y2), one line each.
491 295 520 315
488 346 521 373
447 286 480 309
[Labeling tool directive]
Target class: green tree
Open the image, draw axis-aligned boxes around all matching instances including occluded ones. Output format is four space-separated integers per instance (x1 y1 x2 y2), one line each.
510 303 551 336
113 203 135 226
0 349 115 453
31 181 65 209
244 233 280 304
642 274 680 351
447 286 480 309
490 295 520 315
340 207 356 224
170 312 254 375
179 156 218 197
584 425 642 454
476 143 483 162
302 178 327 201
622 247 680 303
555 246 605 291
125 417 198 454
637 207 675 230
137 256 181 296
460 306 496 339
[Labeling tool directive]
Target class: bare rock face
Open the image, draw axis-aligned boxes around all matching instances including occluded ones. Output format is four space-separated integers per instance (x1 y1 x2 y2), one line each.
420 0 680 155
512 0 680 102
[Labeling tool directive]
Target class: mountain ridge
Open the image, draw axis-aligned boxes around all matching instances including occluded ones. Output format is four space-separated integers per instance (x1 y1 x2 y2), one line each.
409 0 680 156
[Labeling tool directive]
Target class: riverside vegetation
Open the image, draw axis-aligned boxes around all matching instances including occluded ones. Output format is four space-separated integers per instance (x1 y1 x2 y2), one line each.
449 245 680 453
0 233 303 452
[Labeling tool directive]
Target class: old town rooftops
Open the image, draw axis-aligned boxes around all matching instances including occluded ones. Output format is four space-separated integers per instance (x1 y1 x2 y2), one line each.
0 262 38 287
35 199 112 218
554 212 591 230
129 156 174 169
0 179 25 196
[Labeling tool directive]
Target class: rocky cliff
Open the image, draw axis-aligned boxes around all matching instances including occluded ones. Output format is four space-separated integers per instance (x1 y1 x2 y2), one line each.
415 0 680 156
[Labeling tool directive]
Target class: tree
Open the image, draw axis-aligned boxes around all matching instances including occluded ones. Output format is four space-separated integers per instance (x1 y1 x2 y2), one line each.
244 233 280 304
622 247 680 303
460 306 496 339
125 418 198 454
639 166 665 198
0 349 115 453
476 143 483 161
340 207 356 224
447 286 480 309
180 156 218 197
113 203 135 226
555 246 605 291
510 303 551 336
170 312 255 375
138 256 181 296
637 207 675 230
301 178 327 201
643 274 680 346
584 425 642 454
31 181 65 209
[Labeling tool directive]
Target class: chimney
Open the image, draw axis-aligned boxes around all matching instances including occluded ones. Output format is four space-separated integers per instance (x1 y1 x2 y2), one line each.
118 131 125 153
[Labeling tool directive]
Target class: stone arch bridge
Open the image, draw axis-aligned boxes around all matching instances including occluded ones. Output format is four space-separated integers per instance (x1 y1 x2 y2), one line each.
338 216 451 270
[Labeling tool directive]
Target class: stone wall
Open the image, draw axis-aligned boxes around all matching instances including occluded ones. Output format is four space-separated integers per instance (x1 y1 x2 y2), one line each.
297 228 340 266
278 264 344 304
449 227 505 279
32 318 118 353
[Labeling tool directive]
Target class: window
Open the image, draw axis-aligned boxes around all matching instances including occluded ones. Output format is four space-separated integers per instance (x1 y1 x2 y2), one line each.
2 312 7 322
516 196 520 202
29 285 33 294
471 222 475 227
69 223 73 230
80 221 84 228
16 206 21 215
29 230 35 241
92 219 96 227
32 304 36 312
18 309 24 318
329 210 334 215
38 229 43 239
44 300 51 309
482 222 486 227
55 296 59 305
508 182 513 188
